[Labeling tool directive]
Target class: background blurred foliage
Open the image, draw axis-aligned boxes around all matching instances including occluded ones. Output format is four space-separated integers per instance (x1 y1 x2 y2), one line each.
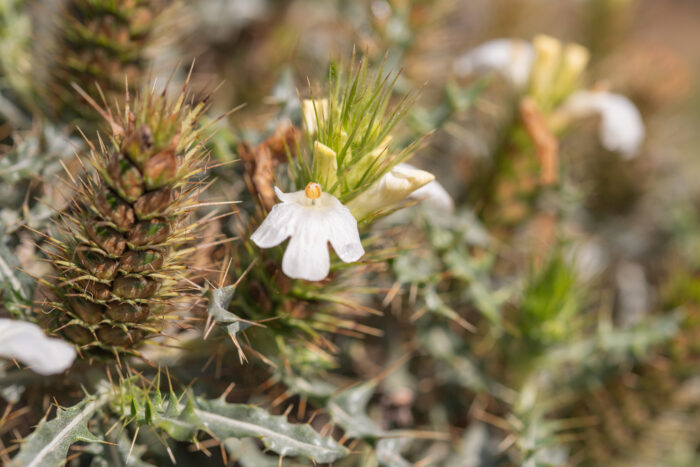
0 0 699 465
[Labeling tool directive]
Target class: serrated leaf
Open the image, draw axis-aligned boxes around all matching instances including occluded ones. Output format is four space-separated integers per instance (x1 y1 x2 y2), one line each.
195 398 348 463
11 388 110 467
327 381 384 439
206 286 252 336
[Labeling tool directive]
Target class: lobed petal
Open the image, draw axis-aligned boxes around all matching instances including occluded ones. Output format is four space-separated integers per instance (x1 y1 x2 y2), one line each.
325 205 365 263
250 201 303 248
281 212 332 281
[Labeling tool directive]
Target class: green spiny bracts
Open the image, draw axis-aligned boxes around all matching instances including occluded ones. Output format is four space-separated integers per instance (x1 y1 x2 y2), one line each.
41 0 166 127
38 80 210 356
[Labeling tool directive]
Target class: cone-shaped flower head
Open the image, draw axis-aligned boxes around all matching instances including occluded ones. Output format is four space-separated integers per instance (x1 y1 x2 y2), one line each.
560 90 644 158
251 183 364 281
347 164 436 220
0 319 76 375
454 39 535 89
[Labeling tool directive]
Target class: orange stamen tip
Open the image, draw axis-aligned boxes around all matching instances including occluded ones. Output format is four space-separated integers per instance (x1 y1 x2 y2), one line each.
305 182 322 199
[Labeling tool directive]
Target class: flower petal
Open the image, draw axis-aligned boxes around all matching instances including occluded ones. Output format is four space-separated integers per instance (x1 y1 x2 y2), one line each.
325 205 365 263
562 91 645 159
281 212 332 281
250 202 303 248
0 319 76 375
409 180 455 212
454 39 534 89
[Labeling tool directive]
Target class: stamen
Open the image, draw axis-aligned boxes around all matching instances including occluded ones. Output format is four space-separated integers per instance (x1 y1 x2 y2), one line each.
305 182 322 199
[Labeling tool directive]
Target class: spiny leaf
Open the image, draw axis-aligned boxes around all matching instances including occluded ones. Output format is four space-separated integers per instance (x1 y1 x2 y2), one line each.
117 385 348 464
10 385 111 467
206 285 252 336
194 398 348 463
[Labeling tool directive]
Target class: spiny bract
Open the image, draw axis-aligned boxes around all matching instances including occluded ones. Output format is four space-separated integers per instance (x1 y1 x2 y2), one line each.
38 82 209 356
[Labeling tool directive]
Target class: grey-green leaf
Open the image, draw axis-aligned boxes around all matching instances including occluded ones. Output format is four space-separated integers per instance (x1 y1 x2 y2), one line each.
194 398 348 463
11 389 110 467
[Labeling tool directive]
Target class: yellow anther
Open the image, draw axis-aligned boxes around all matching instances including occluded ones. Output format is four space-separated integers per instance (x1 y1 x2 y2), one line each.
305 182 322 199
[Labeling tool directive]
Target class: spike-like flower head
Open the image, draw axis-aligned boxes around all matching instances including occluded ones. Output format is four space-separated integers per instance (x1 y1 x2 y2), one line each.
38 81 211 356
37 0 166 127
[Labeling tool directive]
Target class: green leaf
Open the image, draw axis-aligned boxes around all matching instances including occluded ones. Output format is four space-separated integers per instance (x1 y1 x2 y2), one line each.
11 387 111 467
194 398 348 463
327 381 384 439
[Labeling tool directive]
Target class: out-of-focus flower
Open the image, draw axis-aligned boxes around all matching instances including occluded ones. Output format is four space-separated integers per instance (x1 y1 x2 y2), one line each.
348 164 436 220
251 183 364 281
0 319 76 375
453 39 535 89
399 163 454 212
456 36 590 109
560 90 645 158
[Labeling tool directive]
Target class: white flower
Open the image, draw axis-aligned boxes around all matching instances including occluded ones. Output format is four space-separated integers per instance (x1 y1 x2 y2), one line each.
560 90 644 159
250 183 364 281
398 163 454 212
347 164 436 220
454 39 535 89
0 319 76 375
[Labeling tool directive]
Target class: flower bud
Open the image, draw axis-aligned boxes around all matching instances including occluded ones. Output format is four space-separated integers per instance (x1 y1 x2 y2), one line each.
554 43 590 102
312 141 338 189
530 35 563 108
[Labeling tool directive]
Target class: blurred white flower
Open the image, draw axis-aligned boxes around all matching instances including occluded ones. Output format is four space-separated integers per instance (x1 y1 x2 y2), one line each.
348 164 435 220
251 183 364 281
560 90 644 158
454 39 534 89
398 163 454 212
0 319 76 375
